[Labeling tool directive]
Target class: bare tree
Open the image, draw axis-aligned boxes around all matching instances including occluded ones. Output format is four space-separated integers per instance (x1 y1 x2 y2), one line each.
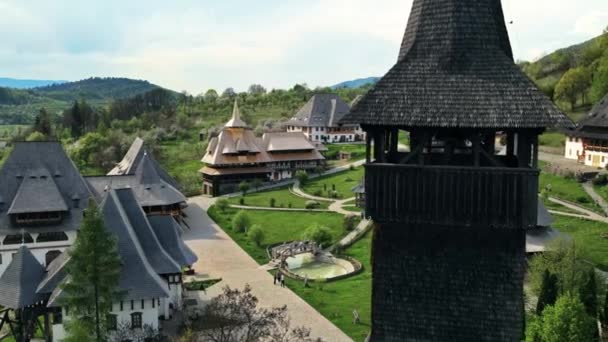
194 285 322 342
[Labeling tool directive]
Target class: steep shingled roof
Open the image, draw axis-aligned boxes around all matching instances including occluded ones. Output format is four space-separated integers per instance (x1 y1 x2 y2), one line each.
0 246 46 309
148 216 198 267
287 94 352 127
225 100 248 128
565 93 608 139
108 137 180 190
340 0 573 129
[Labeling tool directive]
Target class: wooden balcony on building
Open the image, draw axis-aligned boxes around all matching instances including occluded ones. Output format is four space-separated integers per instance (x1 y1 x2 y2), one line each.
365 163 539 229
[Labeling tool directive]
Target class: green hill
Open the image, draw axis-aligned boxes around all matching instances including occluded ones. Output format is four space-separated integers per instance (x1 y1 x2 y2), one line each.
0 77 174 124
520 29 608 121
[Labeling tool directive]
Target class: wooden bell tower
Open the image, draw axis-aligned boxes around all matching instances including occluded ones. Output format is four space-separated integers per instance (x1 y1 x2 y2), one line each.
340 0 573 340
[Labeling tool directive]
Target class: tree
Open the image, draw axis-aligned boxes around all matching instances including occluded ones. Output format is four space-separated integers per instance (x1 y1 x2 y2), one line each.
248 225 265 247
204 89 219 102
197 285 318 342
61 200 122 341
248 84 267 95
529 294 597 342
295 170 308 185
579 268 598 318
232 210 251 233
536 269 559 315
302 224 333 248
239 181 250 196
343 215 358 232
554 67 592 109
591 57 608 102
222 88 237 98
528 239 585 297
33 108 52 136
216 198 230 213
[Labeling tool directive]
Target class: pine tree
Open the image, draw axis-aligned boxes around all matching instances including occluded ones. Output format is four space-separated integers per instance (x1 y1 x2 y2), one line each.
579 268 598 318
536 269 558 315
33 108 52 136
61 200 122 341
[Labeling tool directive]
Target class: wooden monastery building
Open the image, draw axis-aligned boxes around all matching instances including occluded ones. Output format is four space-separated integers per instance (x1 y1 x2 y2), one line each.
200 100 325 196
0 140 197 341
340 0 573 340
564 93 608 168
285 94 366 143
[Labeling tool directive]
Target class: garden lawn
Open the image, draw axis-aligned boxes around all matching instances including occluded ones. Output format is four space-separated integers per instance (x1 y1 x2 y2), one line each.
539 172 602 214
208 206 346 264
342 205 362 213
552 216 608 271
286 230 372 342
325 144 366 161
539 131 565 149
228 187 329 209
541 199 580 215
302 167 364 199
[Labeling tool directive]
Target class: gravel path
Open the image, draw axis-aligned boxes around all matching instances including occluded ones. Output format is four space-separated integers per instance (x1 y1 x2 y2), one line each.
582 182 608 216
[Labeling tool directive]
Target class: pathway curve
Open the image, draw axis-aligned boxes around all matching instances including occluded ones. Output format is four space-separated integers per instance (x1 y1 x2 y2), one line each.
182 196 353 342
291 181 334 202
582 182 608 216
228 204 331 213
334 219 371 250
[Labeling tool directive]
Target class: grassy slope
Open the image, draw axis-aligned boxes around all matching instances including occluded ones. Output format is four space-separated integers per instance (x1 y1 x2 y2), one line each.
286 230 372 342
228 187 330 209
301 167 364 199
552 216 608 271
208 206 345 264
539 172 602 214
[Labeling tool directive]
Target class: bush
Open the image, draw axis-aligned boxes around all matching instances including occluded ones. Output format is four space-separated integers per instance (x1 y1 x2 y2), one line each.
329 191 340 199
248 225 265 247
232 210 251 233
239 181 250 195
576 196 590 204
239 197 245 205
215 198 229 213
269 198 276 207
302 224 333 248
349 164 355 171
305 201 321 209
313 190 323 197
343 215 358 232
592 174 608 186
288 202 292 208
295 170 309 184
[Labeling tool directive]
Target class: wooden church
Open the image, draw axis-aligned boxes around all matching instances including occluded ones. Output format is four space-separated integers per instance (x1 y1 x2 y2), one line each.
340 0 573 340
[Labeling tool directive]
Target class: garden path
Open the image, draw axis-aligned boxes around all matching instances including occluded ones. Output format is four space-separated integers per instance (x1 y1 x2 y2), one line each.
228 204 331 213
582 182 608 216
182 196 353 342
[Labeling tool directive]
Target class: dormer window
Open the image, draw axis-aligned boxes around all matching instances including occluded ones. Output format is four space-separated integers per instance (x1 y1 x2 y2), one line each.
72 194 80 209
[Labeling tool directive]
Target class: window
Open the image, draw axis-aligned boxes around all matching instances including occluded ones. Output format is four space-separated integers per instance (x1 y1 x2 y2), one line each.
3 233 33 245
0 253 2 265
107 314 117 331
131 300 134 310
141 299 145 309
37 232 69 243
589 155 592 161
45 250 62 266
131 312 142 329
120 301 123 311
152 298 155 308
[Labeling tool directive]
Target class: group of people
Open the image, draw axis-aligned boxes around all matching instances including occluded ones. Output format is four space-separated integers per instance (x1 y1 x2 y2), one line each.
274 271 286 287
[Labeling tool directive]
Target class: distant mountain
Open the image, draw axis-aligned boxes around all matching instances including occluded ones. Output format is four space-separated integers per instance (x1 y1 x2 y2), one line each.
0 77 67 89
34 77 167 102
332 77 380 89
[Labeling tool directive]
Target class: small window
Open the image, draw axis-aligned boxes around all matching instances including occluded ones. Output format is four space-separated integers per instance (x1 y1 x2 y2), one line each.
107 314 117 331
131 300 134 310
589 155 592 161
0 253 2 265
152 299 155 308
131 312 142 329
120 301 123 311
141 299 145 310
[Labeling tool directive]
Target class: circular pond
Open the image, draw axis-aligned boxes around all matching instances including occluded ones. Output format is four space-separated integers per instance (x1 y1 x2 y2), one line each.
284 252 357 280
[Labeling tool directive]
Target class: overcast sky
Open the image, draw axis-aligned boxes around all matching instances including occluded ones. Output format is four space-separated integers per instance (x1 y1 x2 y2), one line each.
1 0 607 93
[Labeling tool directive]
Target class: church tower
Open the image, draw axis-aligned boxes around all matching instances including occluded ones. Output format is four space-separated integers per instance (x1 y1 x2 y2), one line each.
340 0 573 340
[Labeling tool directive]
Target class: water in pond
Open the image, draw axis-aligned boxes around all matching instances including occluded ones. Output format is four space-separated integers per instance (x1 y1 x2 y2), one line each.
286 253 349 279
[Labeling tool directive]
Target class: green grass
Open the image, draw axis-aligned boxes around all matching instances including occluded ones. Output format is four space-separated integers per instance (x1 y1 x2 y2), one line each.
208 207 346 264
0 124 29 139
228 187 330 209
552 216 608 271
591 185 608 212
286 229 372 341
539 131 565 148
342 205 362 213
302 167 364 199
539 172 602 214
541 199 580 214
324 144 366 161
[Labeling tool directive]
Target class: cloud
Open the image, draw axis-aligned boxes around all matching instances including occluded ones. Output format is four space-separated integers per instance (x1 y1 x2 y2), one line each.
0 0 607 92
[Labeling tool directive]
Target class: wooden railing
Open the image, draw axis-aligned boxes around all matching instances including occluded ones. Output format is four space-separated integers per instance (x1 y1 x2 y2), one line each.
365 163 539 229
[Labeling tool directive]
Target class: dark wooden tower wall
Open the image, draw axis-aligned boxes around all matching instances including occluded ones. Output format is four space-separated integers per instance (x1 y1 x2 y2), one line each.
340 0 574 341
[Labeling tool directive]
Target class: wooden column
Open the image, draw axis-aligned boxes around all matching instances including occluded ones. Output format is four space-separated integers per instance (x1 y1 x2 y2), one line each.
365 133 372 163
506 132 515 157
531 135 539 169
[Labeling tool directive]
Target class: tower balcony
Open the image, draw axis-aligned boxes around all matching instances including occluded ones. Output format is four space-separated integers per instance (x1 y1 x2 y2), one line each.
365 163 539 229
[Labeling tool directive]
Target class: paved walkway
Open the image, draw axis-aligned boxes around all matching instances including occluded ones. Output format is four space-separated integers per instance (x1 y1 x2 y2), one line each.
228 204 331 212
582 182 608 216
182 196 352 342
334 219 371 250
548 197 608 223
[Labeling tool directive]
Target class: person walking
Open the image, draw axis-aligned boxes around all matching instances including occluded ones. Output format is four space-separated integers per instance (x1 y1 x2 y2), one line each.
304 274 309 288
352 309 360 324
274 272 278 285
280 273 285 288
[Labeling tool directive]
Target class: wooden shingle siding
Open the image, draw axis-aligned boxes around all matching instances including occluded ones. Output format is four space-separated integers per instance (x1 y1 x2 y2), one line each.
365 163 538 228
372 224 525 341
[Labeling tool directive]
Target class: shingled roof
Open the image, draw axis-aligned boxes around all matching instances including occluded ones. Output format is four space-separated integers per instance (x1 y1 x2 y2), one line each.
564 93 608 139
108 137 180 189
225 100 248 128
148 215 198 267
0 246 46 309
0 142 93 234
287 94 352 127
340 0 573 129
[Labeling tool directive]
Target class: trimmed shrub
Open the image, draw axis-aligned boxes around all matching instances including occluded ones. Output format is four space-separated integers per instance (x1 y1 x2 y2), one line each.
313 190 323 197
232 210 251 233
269 198 276 207
302 224 333 248
248 225 265 247
239 197 245 205
215 198 229 213
592 174 608 186
295 170 309 184
305 201 321 209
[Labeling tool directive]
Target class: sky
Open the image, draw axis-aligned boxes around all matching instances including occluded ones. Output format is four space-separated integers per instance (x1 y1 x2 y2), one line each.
1 0 607 94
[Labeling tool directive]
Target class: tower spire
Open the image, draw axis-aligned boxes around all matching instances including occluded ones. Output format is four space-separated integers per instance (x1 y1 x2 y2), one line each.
224 99 248 128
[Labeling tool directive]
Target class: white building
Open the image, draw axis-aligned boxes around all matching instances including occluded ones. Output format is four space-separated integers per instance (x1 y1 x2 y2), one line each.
564 94 608 168
285 94 366 143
